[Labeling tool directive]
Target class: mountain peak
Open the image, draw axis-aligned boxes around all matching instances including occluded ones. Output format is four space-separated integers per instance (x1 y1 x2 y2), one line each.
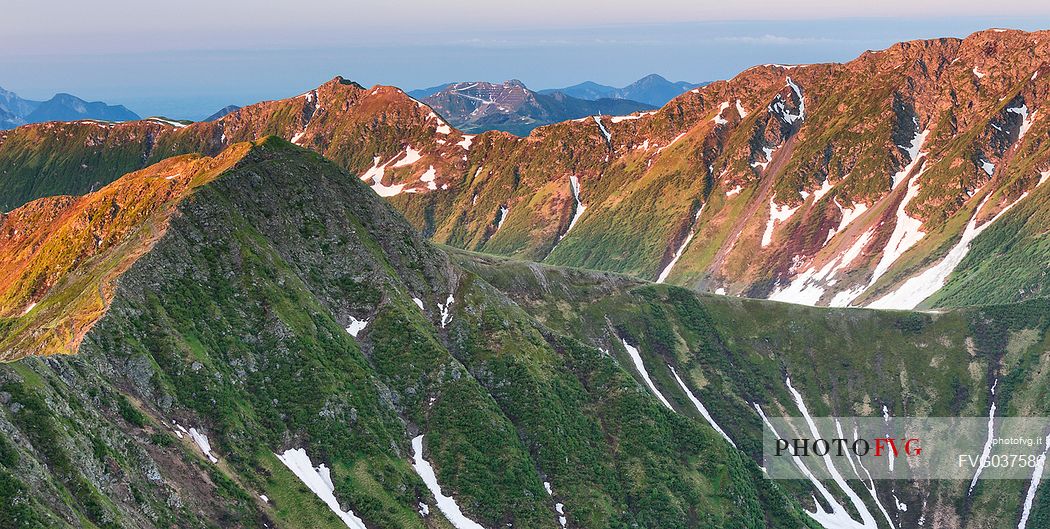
541 74 702 106
422 78 653 135
323 75 364 90
637 73 669 83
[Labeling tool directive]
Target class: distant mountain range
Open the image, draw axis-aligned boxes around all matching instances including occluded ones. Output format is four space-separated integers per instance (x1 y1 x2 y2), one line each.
0 86 139 129
421 79 655 135
410 74 704 108
406 83 453 100
204 105 241 121
538 74 705 106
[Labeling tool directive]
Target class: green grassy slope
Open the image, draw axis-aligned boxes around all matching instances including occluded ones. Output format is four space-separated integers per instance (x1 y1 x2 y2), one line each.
0 139 810 528
453 250 1050 528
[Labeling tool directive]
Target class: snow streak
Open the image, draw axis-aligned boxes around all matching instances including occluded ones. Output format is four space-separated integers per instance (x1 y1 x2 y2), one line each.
669 366 735 447
620 338 674 411
656 205 704 283
276 448 367 529
411 435 488 529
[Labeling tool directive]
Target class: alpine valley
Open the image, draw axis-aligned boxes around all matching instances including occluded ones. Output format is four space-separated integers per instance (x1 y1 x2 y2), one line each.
0 28 1049 529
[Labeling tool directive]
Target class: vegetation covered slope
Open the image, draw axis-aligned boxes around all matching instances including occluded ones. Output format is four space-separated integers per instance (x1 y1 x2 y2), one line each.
0 144 254 360
0 139 810 529
1 29 1047 310
454 250 1050 529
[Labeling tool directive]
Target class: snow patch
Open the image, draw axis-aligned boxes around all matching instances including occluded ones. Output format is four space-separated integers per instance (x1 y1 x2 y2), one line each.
610 111 655 123
767 78 805 124
438 294 455 328
786 77 805 121
457 135 474 150
735 99 749 119
1008 105 1036 141
869 163 927 285
892 493 907 512
656 132 687 154
751 145 779 171
968 381 998 495
359 155 407 197
393 147 423 168
494 206 509 231
829 200 869 242
754 402 878 529
149 117 187 128
420 166 438 190
973 67 986 79
769 259 835 306
712 101 730 125
669 366 735 447
189 428 218 463
413 298 425 311
761 200 800 248
785 379 881 528
411 436 488 529
566 175 586 231
620 338 674 411
1018 432 1050 529
593 116 612 143
726 185 744 197
812 178 835 203
656 205 704 283
893 128 930 188
558 175 587 241
276 448 367 529
346 316 368 338
867 190 1029 309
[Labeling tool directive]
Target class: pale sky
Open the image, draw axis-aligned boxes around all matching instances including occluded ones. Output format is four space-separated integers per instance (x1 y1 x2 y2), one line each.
4 1 1050 119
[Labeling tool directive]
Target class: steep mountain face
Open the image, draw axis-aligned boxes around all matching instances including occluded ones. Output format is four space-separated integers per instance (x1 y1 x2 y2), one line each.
399 29 1050 310
1 30 1048 311
421 80 655 135
0 86 140 130
0 144 255 359
541 74 704 106
2 138 1049 529
25 93 140 124
0 87 41 129
407 83 453 100
0 139 810 529
0 107 19 130
203 105 241 121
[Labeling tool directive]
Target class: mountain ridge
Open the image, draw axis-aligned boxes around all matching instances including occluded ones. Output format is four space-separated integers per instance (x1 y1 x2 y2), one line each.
2 137 1049 528
0 29 1047 312
421 79 655 135
0 86 140 129
538 73 704 106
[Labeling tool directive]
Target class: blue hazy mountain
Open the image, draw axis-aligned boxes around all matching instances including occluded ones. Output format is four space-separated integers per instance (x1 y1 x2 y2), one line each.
539 74 705 106
0 86 139 129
